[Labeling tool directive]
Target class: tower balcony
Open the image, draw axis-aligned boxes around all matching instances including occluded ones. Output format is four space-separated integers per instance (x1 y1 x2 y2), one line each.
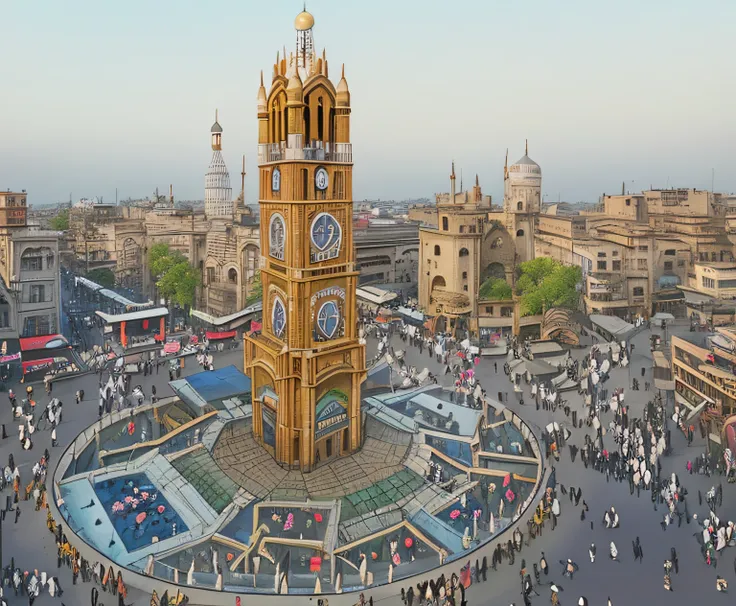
258 142 353 164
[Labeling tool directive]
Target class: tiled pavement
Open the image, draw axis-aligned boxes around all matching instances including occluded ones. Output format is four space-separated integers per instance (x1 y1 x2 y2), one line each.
212 416 413 501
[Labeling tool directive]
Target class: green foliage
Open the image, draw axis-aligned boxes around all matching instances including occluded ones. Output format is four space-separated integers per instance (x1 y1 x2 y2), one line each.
149 243 200 309
49 209 69 231
245 270 262 305
86 268 115 288
516 258 581 316
479 277 512 300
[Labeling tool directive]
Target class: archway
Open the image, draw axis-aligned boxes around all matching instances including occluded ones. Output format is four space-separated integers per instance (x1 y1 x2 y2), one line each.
431 275 446 291
481 262 506 282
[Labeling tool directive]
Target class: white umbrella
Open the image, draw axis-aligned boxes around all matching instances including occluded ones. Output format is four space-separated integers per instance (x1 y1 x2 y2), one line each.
359 555 367 585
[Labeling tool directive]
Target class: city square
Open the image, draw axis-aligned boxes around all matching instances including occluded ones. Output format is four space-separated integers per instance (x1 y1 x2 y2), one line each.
1 2 735 606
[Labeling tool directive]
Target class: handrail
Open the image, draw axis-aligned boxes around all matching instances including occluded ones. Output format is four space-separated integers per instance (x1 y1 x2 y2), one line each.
98 410 219 464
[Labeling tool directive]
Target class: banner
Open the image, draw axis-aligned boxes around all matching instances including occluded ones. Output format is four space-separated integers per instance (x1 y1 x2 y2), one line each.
206 330 237 341
163 341 181 354
0 353 21 363
22 358 54 374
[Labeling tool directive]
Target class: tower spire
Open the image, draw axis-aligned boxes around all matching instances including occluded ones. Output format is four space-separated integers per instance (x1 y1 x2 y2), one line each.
241 155 247 200
504 149 509 180
525 139 528 155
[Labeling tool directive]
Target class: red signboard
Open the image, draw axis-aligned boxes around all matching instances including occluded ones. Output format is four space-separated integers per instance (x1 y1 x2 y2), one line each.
163 342 181 354
206 330 237 341
20 334 68 351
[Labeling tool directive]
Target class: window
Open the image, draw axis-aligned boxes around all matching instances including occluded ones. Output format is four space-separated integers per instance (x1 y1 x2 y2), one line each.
637 259 648 270
597 261 607 270
442 216 449 231
677 259 685 267
517 201 523 211
612 251 619 257
501 307 512 317
463 285 468 291
462 271 468 279
612 260 621 271
21 257 42 271
434 245 441 256
597 252 606 258
30 285 45 303
638 245 648 252
719 280 736 289
516 229 524 237
459 225 464 233
459 248 469 257
207 267 215 284
664 261 673 271
228 268 238 283
633 287 644 296
625 199 631 206
22 314 54 337
0 311 8 328
664 249 676 256
485 306 493 314
702 277 715 289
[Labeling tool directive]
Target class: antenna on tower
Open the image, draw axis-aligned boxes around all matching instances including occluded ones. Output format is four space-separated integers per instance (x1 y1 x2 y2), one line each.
460 169 463 192
241 155 246 201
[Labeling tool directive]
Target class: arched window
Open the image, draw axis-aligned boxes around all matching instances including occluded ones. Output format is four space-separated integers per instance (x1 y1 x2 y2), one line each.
434 245 441 256
228 268 238 283
664 249 676 256
517 201 523 211
516 229 524 237
459 248 469 257
442 216 449 231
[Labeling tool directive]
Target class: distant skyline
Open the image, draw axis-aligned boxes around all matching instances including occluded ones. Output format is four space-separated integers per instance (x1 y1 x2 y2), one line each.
2 0 734 206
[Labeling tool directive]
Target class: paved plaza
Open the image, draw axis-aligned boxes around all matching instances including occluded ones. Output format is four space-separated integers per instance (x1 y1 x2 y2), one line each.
1 320 734 605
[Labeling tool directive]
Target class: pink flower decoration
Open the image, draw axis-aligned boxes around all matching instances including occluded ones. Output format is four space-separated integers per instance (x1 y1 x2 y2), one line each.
392 552 401 566
473 509 482 519
157 505 165 514
505 489 515 502
503 473 511 488
284 512 294 531
124 496 133 504
136 512 147 524
141 491 149 500
314 512 323 523
450 509 461 520
112 501 124 513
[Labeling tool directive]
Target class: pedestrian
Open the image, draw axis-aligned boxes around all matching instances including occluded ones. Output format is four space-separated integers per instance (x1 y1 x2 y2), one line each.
51 424 58 447
589 543 596 563
14 505 20 524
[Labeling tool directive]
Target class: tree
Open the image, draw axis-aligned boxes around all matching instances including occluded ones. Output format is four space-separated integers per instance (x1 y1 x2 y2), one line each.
49 209 69 231
516 258 581 316
479 277 512 300
245 270 262 305
149 243 200 316
86 267 115 288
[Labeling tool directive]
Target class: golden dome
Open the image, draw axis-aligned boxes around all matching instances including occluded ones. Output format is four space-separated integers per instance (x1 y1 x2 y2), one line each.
295 10 314 31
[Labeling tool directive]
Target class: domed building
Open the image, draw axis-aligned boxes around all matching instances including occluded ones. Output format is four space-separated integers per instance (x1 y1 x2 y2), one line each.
504 141 542 262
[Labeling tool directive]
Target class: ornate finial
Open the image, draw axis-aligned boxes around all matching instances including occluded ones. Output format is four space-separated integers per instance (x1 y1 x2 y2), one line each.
475 174 479 187
341 63 345 79
504 149 509 180
215 109 218 123
451 161 456 178
525 139 528 155
260 70 264 87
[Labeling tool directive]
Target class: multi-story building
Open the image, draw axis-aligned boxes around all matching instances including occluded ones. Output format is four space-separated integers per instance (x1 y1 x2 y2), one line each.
0 191 61 339
417 149 541 335
244 9 366 470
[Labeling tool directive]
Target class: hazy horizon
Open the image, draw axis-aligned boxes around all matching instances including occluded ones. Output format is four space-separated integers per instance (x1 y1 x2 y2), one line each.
2 0 734 206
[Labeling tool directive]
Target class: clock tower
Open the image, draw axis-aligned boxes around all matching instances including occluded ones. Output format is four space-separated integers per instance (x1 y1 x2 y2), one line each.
244 8 366 471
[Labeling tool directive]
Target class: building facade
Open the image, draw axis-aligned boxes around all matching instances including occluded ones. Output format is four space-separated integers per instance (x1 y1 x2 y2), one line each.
0 191 61 339
417 149 541 335
244 9 366 470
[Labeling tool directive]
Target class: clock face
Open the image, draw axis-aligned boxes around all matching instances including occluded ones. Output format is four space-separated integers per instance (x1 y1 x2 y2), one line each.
269 213 286 261
315 167 329 191
272 297 286 338
317 300 341 339
310 212 342 263
272 168 281 192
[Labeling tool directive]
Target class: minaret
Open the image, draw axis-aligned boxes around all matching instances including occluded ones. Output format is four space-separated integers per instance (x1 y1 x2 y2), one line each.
205 110 233 219
450 162 456 202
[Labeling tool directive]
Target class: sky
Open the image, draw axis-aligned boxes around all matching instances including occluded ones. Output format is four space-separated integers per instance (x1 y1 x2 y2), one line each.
1 0 734 206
